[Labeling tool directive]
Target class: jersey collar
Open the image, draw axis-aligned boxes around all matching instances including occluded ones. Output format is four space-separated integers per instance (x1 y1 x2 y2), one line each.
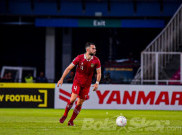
84 54 93 61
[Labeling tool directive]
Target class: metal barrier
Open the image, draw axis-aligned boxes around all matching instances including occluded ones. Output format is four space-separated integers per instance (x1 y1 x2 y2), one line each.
141 52 182 84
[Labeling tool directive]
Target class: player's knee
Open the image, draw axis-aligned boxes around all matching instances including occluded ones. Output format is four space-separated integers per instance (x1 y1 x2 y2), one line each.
77 101 83 106
77 103 82 106
70 101 74 104
76 102 81 106
70 99 76 103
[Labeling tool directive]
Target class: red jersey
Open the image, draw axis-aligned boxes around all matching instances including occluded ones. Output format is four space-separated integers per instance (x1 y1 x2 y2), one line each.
72 54 101 87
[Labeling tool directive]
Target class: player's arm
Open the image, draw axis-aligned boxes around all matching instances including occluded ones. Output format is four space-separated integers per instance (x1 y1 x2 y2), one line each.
93 68 101 91
57 63 75 87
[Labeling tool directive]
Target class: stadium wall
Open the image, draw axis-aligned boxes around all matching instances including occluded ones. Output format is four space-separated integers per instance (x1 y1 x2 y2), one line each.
55 84 182 110
0 83 182 110
0 83 55 108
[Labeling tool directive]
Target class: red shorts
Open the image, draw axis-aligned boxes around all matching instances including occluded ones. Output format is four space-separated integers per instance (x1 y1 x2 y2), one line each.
72 82 90 100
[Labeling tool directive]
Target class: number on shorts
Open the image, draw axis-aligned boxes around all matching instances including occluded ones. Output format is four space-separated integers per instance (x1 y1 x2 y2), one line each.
74 86 77 91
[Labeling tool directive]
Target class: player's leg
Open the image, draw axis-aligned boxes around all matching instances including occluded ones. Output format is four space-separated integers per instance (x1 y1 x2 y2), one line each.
60 83 80 124
68 98 84 126
64 93 78 116
59 93 78 123
68 86 90 126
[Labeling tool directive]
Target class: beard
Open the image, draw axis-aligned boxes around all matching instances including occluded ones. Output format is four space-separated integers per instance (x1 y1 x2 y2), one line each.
89 52 95 56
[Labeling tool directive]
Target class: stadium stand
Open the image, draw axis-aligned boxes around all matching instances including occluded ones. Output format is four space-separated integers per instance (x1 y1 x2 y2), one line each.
132 4 182 85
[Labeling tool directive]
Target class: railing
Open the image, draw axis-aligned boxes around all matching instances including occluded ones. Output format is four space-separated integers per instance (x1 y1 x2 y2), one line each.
132 4 182 85
142 52 182 84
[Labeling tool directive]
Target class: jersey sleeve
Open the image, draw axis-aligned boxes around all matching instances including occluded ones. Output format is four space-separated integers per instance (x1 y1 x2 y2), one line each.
96 58 101 70
72 55 80 65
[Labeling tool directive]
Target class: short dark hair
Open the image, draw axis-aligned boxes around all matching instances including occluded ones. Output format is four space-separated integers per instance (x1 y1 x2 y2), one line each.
85 42 95 49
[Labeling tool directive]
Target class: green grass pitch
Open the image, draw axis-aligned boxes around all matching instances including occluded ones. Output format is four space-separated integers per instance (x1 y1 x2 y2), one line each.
0 109 182 135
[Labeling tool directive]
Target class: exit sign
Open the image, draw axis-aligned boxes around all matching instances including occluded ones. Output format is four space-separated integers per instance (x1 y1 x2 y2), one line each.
78 19 121 28
93 20 106 26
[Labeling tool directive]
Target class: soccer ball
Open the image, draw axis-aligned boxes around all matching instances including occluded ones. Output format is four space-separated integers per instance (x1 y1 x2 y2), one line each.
116 116 127 127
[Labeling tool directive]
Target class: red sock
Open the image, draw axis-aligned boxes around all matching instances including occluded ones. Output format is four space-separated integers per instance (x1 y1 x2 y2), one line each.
63 101 73 117
70 105 82 121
